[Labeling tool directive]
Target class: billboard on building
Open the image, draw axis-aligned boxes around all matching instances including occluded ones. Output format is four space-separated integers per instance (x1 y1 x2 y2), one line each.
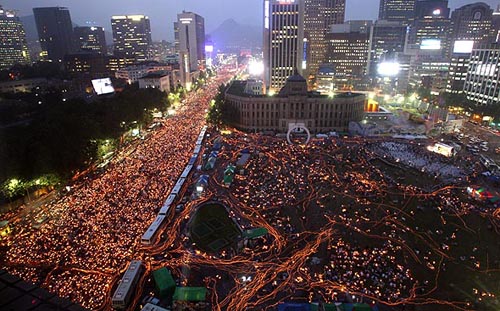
453 40 474 54
91 78 115 95
420 39 441 50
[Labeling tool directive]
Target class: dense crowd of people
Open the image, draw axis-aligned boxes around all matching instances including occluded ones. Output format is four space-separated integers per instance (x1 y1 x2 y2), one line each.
369 141 465 182
1 71 233 309
189 132 496 309
1 72 497 310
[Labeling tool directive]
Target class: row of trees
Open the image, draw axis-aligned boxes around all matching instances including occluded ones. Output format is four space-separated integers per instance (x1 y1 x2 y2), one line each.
206 83 237 128
408 85 500 119
0 84 168 201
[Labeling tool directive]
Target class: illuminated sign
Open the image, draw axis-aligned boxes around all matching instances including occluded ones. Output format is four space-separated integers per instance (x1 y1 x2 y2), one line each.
433 9 441 16
92 78 115 95
302 38 308 70
453 40 474 54
205 45 214 53
420 39 441 50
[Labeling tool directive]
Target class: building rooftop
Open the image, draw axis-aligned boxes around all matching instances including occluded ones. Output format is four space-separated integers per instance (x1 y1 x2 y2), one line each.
140 72 169 79
287 74 306 82
226 80 364 100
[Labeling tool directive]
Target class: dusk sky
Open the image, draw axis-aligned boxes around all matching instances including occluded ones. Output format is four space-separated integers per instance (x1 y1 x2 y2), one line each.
2 0 499 41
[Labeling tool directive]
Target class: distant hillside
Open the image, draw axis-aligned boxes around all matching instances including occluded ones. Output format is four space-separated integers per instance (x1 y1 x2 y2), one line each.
209 19 261 52
19 15 38 41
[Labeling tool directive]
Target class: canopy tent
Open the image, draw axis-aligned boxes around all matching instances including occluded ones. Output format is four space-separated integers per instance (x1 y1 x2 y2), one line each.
152 267 176 298
172 287 207 301
224 164 236 185
243 227 269 239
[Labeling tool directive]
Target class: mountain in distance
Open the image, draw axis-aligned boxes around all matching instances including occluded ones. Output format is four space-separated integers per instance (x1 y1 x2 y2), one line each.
209 19 262 52
19 15 38 41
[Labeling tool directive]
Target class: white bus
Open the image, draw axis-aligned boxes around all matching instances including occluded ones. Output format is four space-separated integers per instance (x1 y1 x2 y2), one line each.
181 165 193 179
112 260 143 309
171 179 184 195
193 145 202 155
158 203 171 216
141 215 166 245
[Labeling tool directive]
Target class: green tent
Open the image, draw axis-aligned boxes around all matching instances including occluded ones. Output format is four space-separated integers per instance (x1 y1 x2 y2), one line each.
152 267 176 298
352 303 372 311
224 174 234 185
173 287 207 301
224 165 235 176
324 304 342 311
224 164 236 185
243 227 268 239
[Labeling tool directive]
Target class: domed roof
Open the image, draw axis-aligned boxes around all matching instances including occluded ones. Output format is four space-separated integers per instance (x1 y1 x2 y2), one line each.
287 74 306 82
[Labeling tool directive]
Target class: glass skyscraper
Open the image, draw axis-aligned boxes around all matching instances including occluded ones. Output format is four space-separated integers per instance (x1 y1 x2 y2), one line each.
33 7 75 62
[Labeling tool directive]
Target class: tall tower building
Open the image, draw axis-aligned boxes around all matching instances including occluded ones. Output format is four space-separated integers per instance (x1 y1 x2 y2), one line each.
379 0 417 25
264 0 305 93
464 43 500 105
492 4 500 42
33 7 75 62
74 26 107 54
0 6 31 69
304 0 345 83
325 23 371 89
369 20 407 77
408 0 451 56
111 15 152 62
450 3 492 45
176 12 206 72
446 3 493 94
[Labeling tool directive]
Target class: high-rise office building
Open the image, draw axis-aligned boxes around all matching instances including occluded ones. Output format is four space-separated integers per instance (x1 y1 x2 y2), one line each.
304 0 345 82
173 22 180 53
176 12 205 73
74 26 107 54
379 0 416 25
369 20 407 77
492 5 500 42
325 23 371 89
111 15 152 62
450 3 492 45
0 6 31 69
264 0 305 92
414 0 450 18
464 43 500 105
446 3 493 94
446 54 471 94
33 7 75 62
408 0 451 56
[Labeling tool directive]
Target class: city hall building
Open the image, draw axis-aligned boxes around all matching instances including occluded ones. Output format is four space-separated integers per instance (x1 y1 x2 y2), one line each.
224 74 365 133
